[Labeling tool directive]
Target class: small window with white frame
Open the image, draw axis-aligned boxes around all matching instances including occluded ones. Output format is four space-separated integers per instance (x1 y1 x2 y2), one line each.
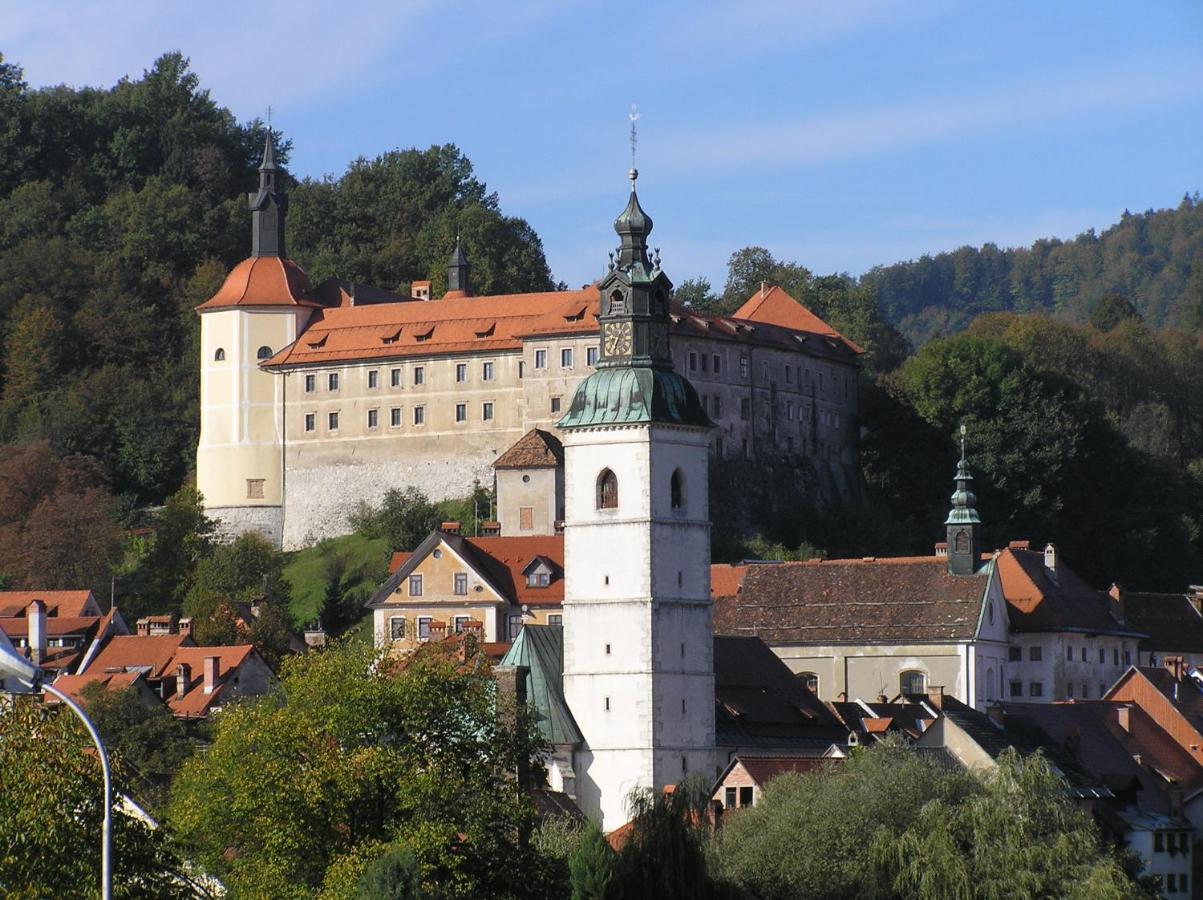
368 369 379 389
413 366 425 386
900 670 926 696
798 672 819 694
413 405 425 426
418 616 432 640
409 574 423 597
390 407 401 427
455 403 467 423
482 361 494 381
482 401 494 421
456 363 467 383
328 372 339 391
391 367 402 388
389 617 406 640
534 349 547 369
328 411 339 431
561 347 573 368
304 373 316 393
454 573 468 595
587 346 598 366
304 413 315 432
367 408 379 429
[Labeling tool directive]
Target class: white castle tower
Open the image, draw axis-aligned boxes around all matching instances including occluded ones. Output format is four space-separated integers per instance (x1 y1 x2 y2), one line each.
558 168 716 830
195 132 319 545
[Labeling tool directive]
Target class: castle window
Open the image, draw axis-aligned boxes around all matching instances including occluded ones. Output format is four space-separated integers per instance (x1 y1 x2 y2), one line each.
304 413 315 432
1029 682 1043 697
900 670 926 696
740 398 750 420
739 356 749 379
587 347 598 366
391 368 401 388
1030 646 1042 662
701 354 709 373
550 396 561 414
482 361 494 381
367 408 378 429
456 364 467 383
518 361 525 378
482 401 494 421
389 617 406 640
409 575 423 597
534 349 547 369
368 370 379 389
670 469 684 510
328 411 339 431
413 366 424 386
689 352 697 372
413 406 425 426
713 354 722 374
561 348 573 369
214 348 226 361
1010 680 1022 697
390 407 401 427
713 396 722 418
304 374 316 393
257 345 272 360
246 479 265 500
455 403 467 423
1009 646 1021 661
454 573 468 595
799 672 819 694
786 365 794 384
597 469 618 510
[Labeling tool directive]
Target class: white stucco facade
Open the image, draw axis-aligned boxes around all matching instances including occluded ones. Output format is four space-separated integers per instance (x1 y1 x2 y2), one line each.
562 423 715 830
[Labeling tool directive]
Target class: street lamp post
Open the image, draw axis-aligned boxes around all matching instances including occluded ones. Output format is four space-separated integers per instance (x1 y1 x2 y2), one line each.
0 641 112 900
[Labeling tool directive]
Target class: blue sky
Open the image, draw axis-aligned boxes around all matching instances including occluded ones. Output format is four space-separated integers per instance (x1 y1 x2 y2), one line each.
4 1 1202 289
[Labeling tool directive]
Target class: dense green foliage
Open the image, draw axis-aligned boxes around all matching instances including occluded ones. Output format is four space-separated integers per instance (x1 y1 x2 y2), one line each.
863 195 1203 344
167 639 553 899
0 52 554 509
349 482 497 552
0 696 197 898
711 740 1148 900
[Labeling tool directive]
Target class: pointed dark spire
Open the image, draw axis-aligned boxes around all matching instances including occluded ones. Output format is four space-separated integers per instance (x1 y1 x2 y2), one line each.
447 236 471 295
249 128 287 258
613 168 653 269
945 424 982 576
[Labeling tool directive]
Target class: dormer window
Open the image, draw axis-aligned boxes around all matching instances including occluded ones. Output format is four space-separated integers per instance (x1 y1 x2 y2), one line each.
526 571 551 588
381 328 401 345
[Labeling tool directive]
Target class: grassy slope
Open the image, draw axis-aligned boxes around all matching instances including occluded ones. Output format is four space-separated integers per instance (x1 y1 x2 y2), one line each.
282 533 390 631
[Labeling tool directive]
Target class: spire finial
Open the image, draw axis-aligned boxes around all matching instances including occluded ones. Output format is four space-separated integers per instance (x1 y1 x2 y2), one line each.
959 422 967 461
628 103 640 184
267 104 273 130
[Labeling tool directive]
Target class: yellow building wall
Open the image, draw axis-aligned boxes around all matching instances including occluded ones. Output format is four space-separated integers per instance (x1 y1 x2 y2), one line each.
197 308 308 508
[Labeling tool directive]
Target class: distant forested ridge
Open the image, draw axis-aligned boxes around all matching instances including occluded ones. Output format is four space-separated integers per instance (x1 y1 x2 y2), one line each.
863 196 1203 345
0 51 554 508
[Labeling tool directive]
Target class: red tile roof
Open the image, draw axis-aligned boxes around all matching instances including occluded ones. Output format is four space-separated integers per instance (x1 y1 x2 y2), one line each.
166 645 256 718
493 429 564 469
0 616 101 639
737 755 834 784
996 548 1137 635
733 285 854 347
196 256 322 311
0 590 97 618
710 564 747 598
462 535 565 607
51 671 145 703
387 551 412 575
714 557 989 644
84 633 193 679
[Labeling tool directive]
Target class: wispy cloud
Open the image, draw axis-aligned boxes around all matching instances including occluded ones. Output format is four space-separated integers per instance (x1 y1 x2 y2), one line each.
652 54 1203 175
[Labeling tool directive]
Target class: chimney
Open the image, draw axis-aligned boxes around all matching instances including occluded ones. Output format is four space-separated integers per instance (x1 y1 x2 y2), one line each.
1116 705 1131 732
27 599 46 666
136 617 150 636
1108 583 1125 624
412 280 432 301
178 617 192 637
1043 543 1057 573
987 703 1005 728
926 685 945 710
176 662 191 697
934 541 948 558
203 656 219 695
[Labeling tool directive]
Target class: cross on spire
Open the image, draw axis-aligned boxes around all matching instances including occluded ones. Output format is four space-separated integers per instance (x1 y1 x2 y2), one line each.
628 103 640 181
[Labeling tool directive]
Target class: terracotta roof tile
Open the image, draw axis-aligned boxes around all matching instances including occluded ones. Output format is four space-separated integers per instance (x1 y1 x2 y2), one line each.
462 535 565 607
0 590 97 618
0 616 101 639
50 671 144 703
493 429 564 470
732 286 863 353
165 645 257 719
387 552 412 575
196 256 321 311
737 755 834 785
997 549 1139 636
714 557 989 644
83 633 193 679
710 564 747 598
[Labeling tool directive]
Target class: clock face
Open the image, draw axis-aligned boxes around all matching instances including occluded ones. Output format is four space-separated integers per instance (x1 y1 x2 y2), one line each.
603 321 633 357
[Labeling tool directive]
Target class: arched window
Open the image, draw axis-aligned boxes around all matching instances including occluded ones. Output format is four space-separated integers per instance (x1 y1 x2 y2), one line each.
670 469 684 510
214 348 226 361
900 670 926 697
798 672 819 694
954 530 968 553
257 345 273 360
609 289 626 316
597 469 618 510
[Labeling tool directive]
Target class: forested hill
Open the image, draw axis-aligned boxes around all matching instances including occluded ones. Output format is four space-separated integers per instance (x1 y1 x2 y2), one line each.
863 196 1203 345
0 52 554 507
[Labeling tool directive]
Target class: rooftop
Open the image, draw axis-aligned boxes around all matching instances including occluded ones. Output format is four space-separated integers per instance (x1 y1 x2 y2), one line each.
493 428 564 470
196 256 321 311
996 547 1142 637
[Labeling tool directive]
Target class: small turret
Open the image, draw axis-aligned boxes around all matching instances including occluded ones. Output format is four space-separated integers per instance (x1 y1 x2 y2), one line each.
447 237 471 296
945 424 982 576
249 129 288 258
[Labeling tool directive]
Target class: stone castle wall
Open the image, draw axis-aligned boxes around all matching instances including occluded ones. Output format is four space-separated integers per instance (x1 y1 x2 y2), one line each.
210 505 284 548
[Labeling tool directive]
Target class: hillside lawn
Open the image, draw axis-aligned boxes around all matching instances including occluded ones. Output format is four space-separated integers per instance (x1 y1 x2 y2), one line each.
283 533 390 636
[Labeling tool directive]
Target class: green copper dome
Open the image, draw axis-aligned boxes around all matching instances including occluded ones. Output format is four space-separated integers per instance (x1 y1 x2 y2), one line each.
557 366 710 429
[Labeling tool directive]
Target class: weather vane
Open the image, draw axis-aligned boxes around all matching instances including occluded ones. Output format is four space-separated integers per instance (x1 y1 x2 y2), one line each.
628 103 640 177
959 422 967 459
267 105 273 130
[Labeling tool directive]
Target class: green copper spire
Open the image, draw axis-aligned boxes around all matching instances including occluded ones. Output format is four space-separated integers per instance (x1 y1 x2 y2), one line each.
945 424 982 575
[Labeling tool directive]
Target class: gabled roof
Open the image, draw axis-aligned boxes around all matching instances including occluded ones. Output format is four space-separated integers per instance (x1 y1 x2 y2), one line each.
50 670 147 702
499 625 582 746
196 256 321 311
1120 591 1203 653
732 285 861 353
83 633 194 679
996 548 1142 637
714 557 991 644
0 590 98 618
369 532 566 609
715 754 836 790
165 644 258 719
493 429 563 470
714 635 846 749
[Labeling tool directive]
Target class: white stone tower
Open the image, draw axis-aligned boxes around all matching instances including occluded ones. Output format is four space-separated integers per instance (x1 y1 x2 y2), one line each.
558 168 716 830
196 131 318 546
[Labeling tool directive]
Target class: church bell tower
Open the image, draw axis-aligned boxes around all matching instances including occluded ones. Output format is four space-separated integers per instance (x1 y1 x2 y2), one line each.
558 168 714 831
945 424 982 576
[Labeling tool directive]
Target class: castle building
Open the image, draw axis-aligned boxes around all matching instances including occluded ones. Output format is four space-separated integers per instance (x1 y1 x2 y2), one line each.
557 168 717 830
196 137 863 550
